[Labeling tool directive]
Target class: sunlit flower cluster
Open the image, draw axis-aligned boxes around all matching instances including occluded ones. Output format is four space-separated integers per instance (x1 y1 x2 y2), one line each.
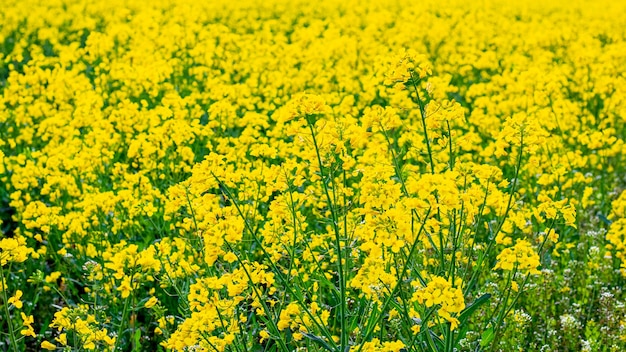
1 0 625 351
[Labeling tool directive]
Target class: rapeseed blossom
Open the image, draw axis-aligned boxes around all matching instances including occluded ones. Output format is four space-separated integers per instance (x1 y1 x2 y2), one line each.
1 0 625 350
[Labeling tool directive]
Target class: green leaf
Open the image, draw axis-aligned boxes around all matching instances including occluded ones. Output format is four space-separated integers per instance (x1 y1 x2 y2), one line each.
454 295 492 349
421 308 444 352
480 327 495 348
301 332 335 352
598 214 612 226
459 293 491 324
134 328 142 351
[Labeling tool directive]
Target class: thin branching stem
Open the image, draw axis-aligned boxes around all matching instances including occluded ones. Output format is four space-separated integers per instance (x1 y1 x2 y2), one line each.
306 119 348 352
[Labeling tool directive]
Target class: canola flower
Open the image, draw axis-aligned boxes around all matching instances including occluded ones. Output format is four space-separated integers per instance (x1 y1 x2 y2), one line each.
1 0 626 351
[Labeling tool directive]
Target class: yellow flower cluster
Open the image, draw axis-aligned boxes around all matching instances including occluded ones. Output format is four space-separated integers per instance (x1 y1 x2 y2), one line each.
351 338 406 352
411 276 465 330
607 191 626 275
1 0 625 350
0 236 32 266
494 240 541 275
49 306 116 350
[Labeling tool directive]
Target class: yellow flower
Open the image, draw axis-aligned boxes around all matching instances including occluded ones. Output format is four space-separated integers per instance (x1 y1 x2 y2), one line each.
223 251 238 263
20 313 36 338
259 329 270 343
277 302 300 330
0 236 33 266
546 229 559 242
494 240 541 275
411 276 465 329
117 276 133 299
8 290 23 309
55 333 67 346
144 296 159 309
41 341 57 350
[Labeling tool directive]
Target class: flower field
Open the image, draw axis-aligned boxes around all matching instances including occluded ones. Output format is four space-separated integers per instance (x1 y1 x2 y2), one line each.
1 0 626 350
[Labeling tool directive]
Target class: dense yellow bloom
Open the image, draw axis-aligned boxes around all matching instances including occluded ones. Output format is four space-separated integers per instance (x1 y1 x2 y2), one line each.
412 276 465 329
607 192 626 275
0 236 32 266
277 302 301 331
353 338 406 352
48 307 115 350
494 240 541 275
1 0 624 350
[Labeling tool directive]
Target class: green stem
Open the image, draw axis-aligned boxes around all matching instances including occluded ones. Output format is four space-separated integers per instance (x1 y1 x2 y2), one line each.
379 122 441 260
408 70 435 175
464 133 524 296
489 219 555 350
224 241 290 352
213 173 338 350
446 120 454 171
115 269 136 351
306 120 347 351
0 265 20 352
355 208 431 352
461 179 491 285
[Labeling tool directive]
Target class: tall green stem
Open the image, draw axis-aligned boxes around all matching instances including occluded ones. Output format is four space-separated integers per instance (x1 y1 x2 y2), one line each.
306 120 347 352
0 265 20 352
